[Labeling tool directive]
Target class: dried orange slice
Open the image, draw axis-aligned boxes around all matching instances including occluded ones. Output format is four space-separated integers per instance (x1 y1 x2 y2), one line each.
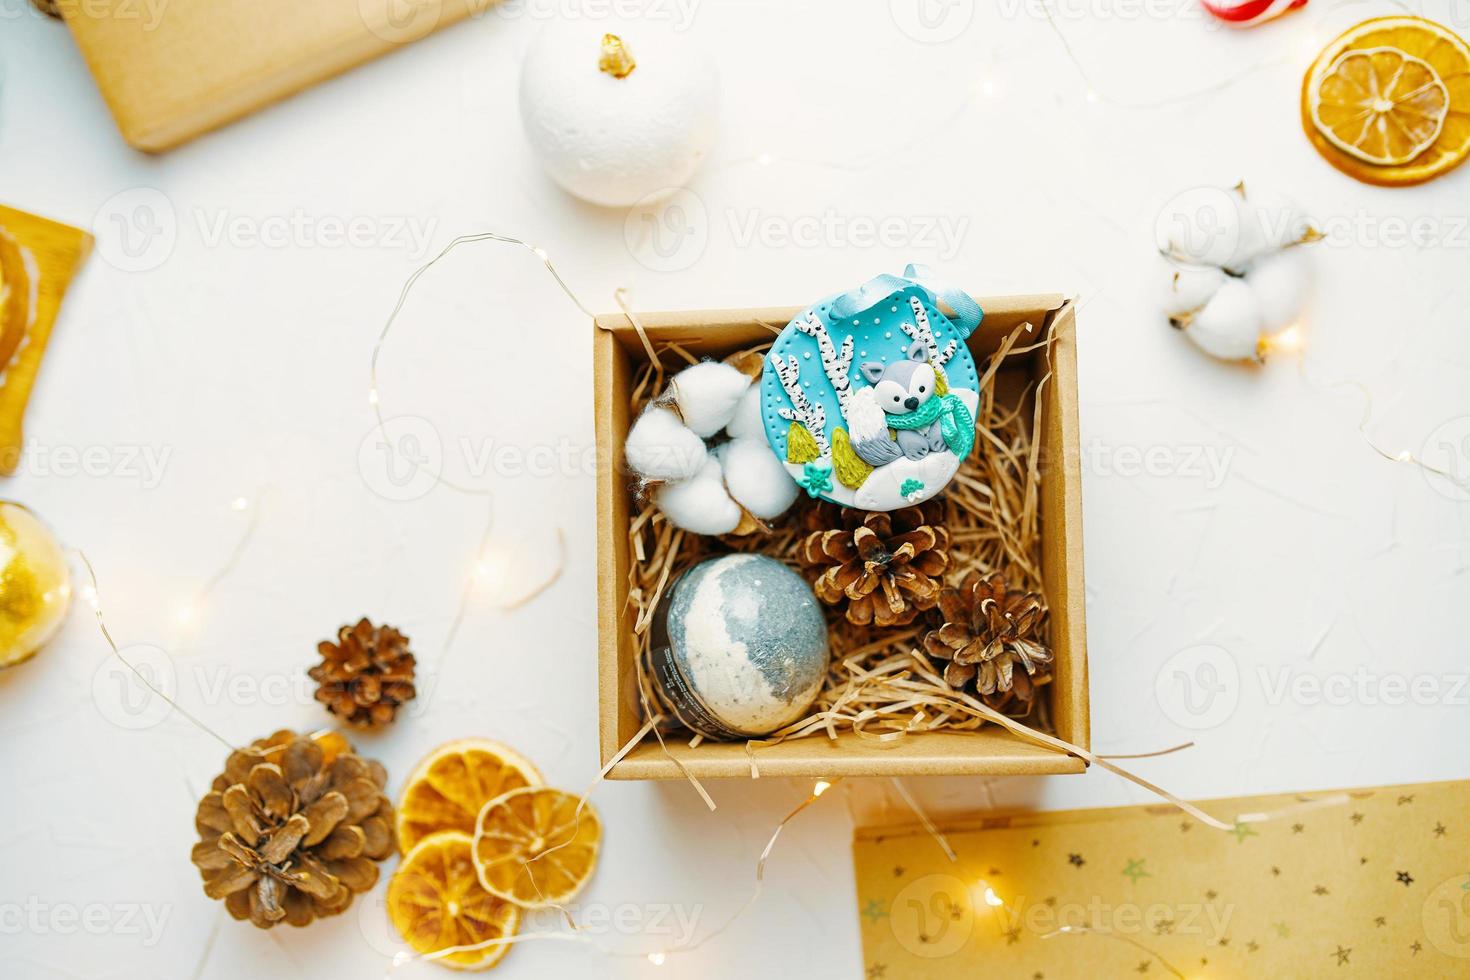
1311 47 1448 164
387 831 520 971
472 788 600 908
1302 16 1470 185
397 739 542 854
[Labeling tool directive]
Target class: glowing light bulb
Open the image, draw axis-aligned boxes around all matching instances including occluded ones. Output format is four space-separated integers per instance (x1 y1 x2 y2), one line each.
647 952 666 966
532 246 549 262
1085 88 1100 103
176 602 196 625
368 387 380 407
231 497 250 512
1261 323 1304 357
813 780 831 797
473 547 517 603
80 585 99 608
756 152 774 167
1397 449 1414 462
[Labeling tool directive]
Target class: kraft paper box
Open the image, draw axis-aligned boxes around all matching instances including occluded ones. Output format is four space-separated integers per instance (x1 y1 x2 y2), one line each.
59 0 484 152
593 294 1089 780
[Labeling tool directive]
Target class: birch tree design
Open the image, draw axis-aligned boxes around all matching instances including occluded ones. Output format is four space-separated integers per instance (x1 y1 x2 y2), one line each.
770 352 828 455
900 295 957 366
793 311 856 417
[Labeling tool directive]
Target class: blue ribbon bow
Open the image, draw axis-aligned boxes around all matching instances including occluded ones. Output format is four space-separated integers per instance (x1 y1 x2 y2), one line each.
827 263 983 340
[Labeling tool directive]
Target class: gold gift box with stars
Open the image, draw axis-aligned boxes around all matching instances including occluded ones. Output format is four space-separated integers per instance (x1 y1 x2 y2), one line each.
853 779 1469 978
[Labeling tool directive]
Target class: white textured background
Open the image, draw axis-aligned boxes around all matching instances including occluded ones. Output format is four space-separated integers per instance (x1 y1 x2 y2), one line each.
2 0 1468 977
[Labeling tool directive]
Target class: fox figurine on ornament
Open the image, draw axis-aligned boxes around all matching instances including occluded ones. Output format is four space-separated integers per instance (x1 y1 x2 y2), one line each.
762 266 982 511
852 340 973 464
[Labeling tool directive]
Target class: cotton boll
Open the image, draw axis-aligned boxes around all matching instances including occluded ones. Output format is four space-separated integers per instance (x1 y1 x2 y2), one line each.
724 383 763 441
625 406 707 482
1154 186 1247 268
1245 249 1310 331
1179 278 1265 361
656 458 742 535
671 361 751 437
721 437 798 519
1161 264 1226 320
1232 187 1313 266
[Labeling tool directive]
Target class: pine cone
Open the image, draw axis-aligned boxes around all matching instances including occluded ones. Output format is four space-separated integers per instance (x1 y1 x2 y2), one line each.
191 730 395 929
309 619 416 729
798 503 950 627
922 571 1053 715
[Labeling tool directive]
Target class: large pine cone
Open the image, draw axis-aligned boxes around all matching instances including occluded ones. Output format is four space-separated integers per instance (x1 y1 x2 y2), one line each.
309 619 416 729
798 503 951 628
923 570 1053 715
191 730 395 929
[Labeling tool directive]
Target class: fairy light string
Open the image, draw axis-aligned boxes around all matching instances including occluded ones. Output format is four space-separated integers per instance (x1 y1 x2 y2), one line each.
57 216 1456 970
74 549 238 753
1040 924 1190 979
173 488 270 637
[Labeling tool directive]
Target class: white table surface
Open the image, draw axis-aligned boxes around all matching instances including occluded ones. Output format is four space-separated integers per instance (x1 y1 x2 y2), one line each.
3 1 1468 976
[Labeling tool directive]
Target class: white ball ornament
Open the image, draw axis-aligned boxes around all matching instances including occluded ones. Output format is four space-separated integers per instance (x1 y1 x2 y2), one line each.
518 21 718 208
670 361 750 437
625 406 707 483
655 458 742 536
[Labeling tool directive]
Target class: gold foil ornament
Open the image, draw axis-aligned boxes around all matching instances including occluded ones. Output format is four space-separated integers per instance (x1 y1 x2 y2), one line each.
598 33 636 78
0 502 71 669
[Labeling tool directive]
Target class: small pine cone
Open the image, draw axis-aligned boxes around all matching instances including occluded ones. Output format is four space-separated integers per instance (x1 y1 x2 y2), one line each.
923 570 1053 716
797 502 951 628
191 730 396 929
308 619 416 729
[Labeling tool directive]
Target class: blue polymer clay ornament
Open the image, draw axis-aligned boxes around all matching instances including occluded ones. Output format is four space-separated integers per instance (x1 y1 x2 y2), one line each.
760 265 983 511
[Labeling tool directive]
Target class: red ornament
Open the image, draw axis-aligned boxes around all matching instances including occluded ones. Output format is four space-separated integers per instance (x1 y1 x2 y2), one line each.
1201 0 1306 27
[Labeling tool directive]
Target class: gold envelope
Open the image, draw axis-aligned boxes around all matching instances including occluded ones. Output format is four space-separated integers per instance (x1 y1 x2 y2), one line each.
854 779 1470 978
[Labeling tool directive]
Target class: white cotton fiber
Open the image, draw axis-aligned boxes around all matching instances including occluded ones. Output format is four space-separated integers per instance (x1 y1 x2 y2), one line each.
1160 264 1226 319
671 361 752 437
1245 249 1310 330
625 406 707 482
656 458 742 535
724 383 763 441
1182 278 1264 361
721 437 798 519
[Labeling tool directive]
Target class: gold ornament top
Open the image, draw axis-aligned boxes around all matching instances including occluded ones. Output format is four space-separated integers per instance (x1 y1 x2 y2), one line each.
598 33 636 78
0 501 71 669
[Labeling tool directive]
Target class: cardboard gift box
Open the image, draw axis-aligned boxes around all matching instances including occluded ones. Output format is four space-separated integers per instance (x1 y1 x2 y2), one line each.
594 294 1088 779
58 0 482 152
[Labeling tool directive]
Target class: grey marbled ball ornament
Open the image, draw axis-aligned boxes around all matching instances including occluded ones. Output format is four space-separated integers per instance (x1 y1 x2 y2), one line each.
647 554 830 740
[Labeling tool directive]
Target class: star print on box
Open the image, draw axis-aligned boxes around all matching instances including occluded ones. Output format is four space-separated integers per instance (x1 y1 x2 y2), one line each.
852 779 1470 979
1122 859 1152 884
760 265 982 511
